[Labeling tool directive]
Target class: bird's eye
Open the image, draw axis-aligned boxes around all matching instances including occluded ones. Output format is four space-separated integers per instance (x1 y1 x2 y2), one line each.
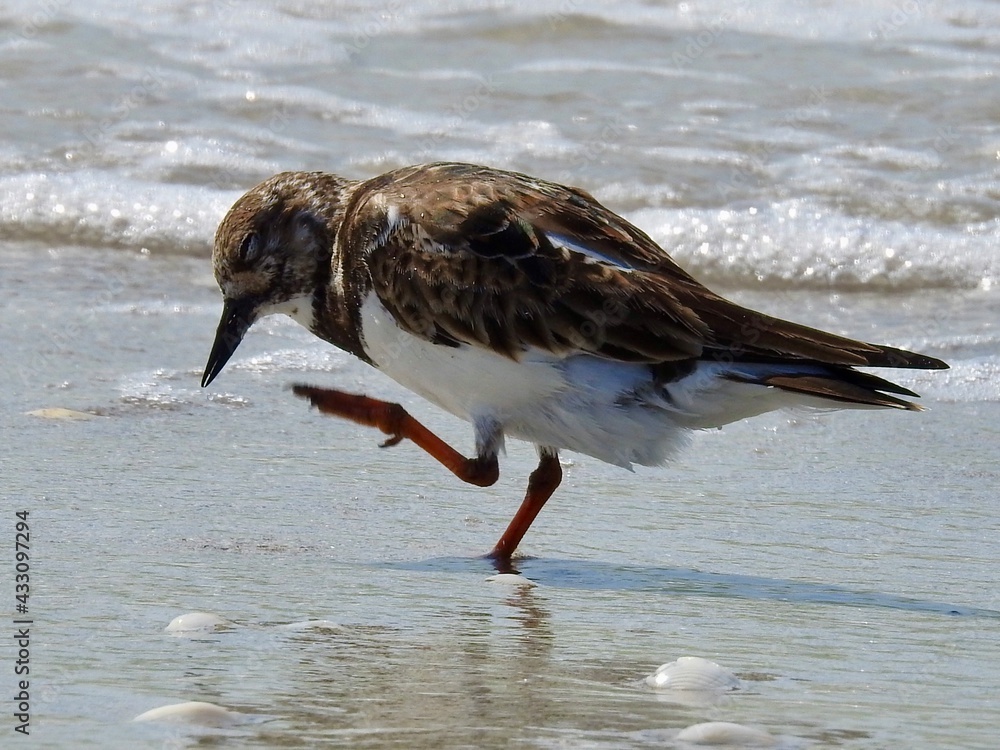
238 232 260 263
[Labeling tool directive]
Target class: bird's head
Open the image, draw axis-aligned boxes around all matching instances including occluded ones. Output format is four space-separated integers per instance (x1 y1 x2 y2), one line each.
201 172 350 388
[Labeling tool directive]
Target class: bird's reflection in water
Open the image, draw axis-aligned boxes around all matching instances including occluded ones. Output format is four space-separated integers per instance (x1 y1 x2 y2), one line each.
248 559 561 747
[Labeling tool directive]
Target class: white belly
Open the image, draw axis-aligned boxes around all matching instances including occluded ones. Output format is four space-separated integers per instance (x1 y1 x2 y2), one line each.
358 293 689 468
359 294 562 420
357 293 836 468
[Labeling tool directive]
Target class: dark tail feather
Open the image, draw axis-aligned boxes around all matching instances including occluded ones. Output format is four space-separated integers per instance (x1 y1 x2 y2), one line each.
725 364 929 411
760 373 921 411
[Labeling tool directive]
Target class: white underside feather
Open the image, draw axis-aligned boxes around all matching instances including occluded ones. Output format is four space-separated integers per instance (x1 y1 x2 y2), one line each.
357 293 856 468
262 293 315 330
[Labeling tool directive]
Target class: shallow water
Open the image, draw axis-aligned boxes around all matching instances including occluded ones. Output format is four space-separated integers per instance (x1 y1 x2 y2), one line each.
2 1 999 748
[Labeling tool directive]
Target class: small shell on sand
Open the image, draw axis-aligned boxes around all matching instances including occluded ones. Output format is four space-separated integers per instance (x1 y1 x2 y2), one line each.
25 407 96 420
486 573 537 587
646 656 741 693
676 721 775 746
165 612 233 634
133 701 243 727
278 619 341 632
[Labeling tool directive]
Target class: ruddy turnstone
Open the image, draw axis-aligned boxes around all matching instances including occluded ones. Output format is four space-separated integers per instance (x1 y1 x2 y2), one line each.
201 162 947 561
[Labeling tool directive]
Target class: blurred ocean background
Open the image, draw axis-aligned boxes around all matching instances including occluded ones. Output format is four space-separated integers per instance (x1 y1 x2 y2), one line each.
2 1 998 748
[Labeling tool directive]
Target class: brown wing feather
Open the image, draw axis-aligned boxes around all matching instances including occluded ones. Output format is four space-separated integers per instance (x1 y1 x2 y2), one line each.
356 165 709 362
349 162 947 373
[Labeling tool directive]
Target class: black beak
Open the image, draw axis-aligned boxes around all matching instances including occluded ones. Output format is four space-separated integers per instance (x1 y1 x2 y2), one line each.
202 298 255 387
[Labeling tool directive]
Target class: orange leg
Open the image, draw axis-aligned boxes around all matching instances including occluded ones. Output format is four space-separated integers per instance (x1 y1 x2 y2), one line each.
488 450 562 561
292 384 499 487
293 384 560 561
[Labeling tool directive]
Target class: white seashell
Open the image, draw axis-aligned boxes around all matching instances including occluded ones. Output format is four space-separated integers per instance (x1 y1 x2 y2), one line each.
278 619 341 631
133 701 243 727
645 656 741 692
26 407 96 420
164 612 232 634
676 721 775 746
486 573 537 587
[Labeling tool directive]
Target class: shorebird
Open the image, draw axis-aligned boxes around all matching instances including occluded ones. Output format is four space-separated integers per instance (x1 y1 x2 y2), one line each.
201 162 947 562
